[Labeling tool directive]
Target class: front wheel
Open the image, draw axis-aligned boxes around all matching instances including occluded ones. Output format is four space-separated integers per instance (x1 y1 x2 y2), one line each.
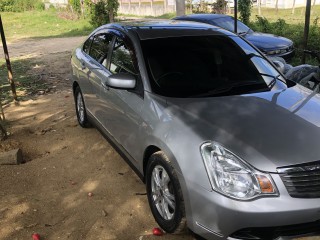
146 151 186 233
74 86 90 128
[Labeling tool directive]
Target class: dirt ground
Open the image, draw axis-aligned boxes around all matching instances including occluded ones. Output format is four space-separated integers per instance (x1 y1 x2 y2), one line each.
0 37 194 240
0 37 319 240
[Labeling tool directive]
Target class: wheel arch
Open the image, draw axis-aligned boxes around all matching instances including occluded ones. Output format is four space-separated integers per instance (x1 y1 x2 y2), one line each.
143 145 161 182
72 81 80 96
142 143 183 184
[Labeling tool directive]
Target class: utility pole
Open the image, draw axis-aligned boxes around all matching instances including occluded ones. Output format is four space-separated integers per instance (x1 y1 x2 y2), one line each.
0 14 18 101
302 0 311 64
234 0 237 33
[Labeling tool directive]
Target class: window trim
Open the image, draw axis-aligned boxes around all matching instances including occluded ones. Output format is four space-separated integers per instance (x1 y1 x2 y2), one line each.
107 30 144 98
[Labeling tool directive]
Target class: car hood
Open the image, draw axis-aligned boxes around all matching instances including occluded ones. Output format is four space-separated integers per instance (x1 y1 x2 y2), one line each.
166 85 320 173
244 32 293 50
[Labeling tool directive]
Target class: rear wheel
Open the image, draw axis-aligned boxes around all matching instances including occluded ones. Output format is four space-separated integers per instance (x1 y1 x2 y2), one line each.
74 86 90 128
146 151 186 233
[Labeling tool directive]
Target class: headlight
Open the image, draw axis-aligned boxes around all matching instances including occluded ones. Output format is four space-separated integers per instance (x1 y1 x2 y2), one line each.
200 141 278 200
266 50 281 55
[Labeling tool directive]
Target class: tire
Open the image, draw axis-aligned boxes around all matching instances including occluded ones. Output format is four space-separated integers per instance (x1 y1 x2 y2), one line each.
74 86 91 128
146 151 186 233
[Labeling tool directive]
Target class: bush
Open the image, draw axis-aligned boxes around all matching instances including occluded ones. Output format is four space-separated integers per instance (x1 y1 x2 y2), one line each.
69 0 81 14
34 1 45 11
89 0 119 28
0 0 15 11
238 0 252 25
90 1 109 27
0 0 45 12
212 0 226 14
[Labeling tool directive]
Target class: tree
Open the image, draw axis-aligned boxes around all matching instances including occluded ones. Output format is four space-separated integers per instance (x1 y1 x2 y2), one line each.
238 0 252 25
213 0 226 14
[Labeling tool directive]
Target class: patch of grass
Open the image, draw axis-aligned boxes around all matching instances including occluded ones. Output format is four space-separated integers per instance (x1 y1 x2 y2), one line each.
144 12 176 19
1 9 94 42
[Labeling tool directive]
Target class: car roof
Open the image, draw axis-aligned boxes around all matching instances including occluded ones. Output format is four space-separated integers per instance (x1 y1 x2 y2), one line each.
95 20 234 40
174 14 232 21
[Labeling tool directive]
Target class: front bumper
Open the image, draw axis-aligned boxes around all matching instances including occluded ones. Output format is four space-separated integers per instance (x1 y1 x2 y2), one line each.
186 173 320 240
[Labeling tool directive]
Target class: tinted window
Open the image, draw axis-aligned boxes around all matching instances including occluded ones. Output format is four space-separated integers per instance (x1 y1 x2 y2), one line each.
89 33 113 64
110 38 136 75
211 17 250 34
83 36 93 54
141 35 285 98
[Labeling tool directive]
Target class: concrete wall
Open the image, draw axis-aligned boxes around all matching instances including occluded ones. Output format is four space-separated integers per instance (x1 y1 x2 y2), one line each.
44 0 68 8
260 0 320 8
119 0 176 16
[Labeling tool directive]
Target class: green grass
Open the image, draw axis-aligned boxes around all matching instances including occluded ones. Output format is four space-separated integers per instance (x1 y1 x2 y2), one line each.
250 5 320 24
1 9 93 42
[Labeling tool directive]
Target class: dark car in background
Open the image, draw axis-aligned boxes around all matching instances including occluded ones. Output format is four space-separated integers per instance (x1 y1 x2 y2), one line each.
173 14 294 60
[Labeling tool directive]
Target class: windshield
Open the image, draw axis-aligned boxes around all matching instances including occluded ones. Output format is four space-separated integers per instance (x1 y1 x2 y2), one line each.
211 17 251 34
141 35 286 98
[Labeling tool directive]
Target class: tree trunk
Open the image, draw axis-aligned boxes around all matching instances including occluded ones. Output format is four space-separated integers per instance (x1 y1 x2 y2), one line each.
291 0 296 14
275 0 279 13
258 0 261 15
0 15 18 102
302 0 312 63
176 0 185 16
109 9 114 22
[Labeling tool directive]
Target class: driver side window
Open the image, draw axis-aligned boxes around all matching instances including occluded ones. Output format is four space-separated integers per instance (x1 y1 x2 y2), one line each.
110 37 137 75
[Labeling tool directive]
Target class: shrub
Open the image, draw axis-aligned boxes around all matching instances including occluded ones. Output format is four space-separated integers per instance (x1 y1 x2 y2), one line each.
0 0 45 12
212 0 226 14
0 0 16 11
34 1 45 11
69 0 81 14
89 0 119 28
273 18 287 36
252 15 271 32
90 1 109 27
238 0 252 25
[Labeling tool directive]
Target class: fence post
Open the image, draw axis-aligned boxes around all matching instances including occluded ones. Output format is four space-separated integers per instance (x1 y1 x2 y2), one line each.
0 14 18 102
302 0 312 63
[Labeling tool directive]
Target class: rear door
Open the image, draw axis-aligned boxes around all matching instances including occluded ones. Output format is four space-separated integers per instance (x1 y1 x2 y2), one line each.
81 32 114 119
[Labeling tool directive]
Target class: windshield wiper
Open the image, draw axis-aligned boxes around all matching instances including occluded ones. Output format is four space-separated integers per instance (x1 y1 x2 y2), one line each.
190 81 269 97
239 29 251 36
260 73 286 87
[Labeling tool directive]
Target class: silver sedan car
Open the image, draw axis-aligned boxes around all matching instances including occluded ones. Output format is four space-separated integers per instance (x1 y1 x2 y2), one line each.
71 20 320 240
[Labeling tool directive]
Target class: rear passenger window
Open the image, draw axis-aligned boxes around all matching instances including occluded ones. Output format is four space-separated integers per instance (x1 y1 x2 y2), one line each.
110 38 137 75
89 33 113 65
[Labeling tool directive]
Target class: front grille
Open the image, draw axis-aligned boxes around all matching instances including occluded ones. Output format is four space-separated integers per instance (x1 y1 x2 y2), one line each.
230 219 320 239
277 160 320 198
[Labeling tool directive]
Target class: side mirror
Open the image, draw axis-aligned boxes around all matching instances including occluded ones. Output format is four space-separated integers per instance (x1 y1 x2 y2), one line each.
105 73 136 89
